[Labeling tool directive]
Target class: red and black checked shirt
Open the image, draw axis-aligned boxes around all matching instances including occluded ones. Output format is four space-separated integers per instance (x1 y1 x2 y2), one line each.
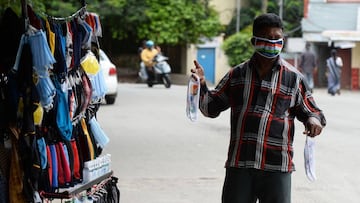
199 57 326 172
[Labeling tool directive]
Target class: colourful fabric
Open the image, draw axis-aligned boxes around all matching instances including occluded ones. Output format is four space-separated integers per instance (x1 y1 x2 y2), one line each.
45 20 56 55
253 36 283 58
55 143 65 186
52 23 67 80
70 139 81 181
70 20 82 70
34 76 56 111
36 137 47 169
80 72 92 114
46 145 52 188
27 31 56 77
199 56 326 172
12 32 56 111
89 67 107 101
54 78 73 141
81 118 95 160
88 117 110 148
56 142 71 185
49 144 58 188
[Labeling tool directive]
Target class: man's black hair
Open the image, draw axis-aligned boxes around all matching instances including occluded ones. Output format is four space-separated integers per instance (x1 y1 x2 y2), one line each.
252 13 283 36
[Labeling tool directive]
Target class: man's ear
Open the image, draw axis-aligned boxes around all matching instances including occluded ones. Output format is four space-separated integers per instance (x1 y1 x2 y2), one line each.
250 37 255 45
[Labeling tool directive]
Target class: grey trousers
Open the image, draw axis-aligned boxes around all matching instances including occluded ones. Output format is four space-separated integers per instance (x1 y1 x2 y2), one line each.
222 168 291 203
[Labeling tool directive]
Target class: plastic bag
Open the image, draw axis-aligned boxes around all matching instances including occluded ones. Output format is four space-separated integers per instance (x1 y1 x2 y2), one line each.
304 136 316 182
186 74 200 122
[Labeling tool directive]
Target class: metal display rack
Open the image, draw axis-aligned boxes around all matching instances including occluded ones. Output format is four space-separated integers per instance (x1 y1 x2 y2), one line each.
40 171 113 199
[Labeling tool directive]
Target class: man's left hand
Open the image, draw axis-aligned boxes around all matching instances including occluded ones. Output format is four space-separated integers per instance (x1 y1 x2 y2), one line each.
304 117 323 137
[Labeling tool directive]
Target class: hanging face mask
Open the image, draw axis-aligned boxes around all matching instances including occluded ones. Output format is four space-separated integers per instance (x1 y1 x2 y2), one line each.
252 36 284 59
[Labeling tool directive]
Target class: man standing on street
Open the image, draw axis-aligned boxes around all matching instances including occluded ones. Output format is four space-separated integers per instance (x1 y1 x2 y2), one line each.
191 13 326 203
299 42 317 92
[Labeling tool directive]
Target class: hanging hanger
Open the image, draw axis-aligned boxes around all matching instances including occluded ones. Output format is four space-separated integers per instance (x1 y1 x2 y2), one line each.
44 6 87 23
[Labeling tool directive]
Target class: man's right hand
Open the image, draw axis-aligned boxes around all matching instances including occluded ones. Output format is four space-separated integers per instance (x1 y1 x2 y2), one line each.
191 60 206 85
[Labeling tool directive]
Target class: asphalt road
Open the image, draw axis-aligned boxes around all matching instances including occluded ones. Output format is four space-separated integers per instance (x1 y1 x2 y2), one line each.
97 83 360 203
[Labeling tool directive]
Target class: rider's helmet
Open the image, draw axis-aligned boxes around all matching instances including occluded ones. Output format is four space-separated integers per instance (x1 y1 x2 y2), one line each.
146 40 154 48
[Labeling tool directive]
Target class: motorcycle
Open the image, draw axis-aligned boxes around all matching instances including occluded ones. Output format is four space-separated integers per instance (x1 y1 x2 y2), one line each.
138 53 172 88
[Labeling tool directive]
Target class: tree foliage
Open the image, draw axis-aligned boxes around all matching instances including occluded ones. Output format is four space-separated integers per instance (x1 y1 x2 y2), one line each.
222 26 253 67
222 0 303 67
123 0 223 45
225 0 303 37
0 0 222 46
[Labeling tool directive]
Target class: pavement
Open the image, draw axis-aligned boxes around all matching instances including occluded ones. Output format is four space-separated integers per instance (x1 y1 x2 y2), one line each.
98 84 360 203
49 78 360 203
117 67 192 86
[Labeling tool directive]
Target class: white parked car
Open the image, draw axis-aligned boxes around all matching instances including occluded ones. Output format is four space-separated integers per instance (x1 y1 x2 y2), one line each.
99 49 118 104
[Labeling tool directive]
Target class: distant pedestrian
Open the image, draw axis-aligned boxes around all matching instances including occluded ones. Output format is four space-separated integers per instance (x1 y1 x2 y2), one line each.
299 42 317 92
326 49 343 96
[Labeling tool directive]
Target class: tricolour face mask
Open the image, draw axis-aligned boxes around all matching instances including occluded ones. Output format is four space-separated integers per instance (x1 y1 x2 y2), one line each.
253 36 284 58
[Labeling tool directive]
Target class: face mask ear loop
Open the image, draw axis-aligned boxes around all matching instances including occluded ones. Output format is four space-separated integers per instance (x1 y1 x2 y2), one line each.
252 37 257 45
251 37 257 50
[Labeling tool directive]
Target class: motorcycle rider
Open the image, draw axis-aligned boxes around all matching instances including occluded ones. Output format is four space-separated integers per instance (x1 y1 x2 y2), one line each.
140 40 159 83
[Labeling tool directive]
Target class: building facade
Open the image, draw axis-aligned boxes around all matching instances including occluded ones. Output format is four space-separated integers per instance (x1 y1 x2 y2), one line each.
183 0 242 84
302 0 360 89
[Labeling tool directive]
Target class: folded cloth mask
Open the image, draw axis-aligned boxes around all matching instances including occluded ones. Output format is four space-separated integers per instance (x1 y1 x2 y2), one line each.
186 74 200 122
304 136 316 182
88 117 110 148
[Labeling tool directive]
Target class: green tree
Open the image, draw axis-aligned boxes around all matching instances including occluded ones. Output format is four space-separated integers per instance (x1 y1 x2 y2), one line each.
222 0 303 67
225 0 303 37
224 0 262 36
283 0 303 37
222 26 253 67
120 0 223 45
1 0 222 46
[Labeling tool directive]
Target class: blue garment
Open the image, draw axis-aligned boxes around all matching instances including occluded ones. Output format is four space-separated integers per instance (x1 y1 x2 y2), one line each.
326 57 342 95
36 137 47 170
49 144 58 189
86 64 107 102
28 31 56 77
34 76 56 110
78 20 92 49
13 31 56 110
54 78 73 141
52 23 68 81
88 117 109 148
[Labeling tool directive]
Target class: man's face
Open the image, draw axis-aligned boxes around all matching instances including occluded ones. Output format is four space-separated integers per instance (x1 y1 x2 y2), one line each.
252 26 284 59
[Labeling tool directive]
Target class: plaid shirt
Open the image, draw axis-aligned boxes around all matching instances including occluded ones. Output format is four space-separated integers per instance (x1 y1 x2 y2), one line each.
199 56 326 172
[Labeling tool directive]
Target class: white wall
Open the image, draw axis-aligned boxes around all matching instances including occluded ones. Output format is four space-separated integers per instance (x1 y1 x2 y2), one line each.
185 35 231 85
184 0 238 84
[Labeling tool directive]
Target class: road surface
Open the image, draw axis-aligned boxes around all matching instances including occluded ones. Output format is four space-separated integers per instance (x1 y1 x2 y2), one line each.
97 83 360 203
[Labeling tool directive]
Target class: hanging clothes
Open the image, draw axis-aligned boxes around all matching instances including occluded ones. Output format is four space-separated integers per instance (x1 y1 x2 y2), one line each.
1 3 117 202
